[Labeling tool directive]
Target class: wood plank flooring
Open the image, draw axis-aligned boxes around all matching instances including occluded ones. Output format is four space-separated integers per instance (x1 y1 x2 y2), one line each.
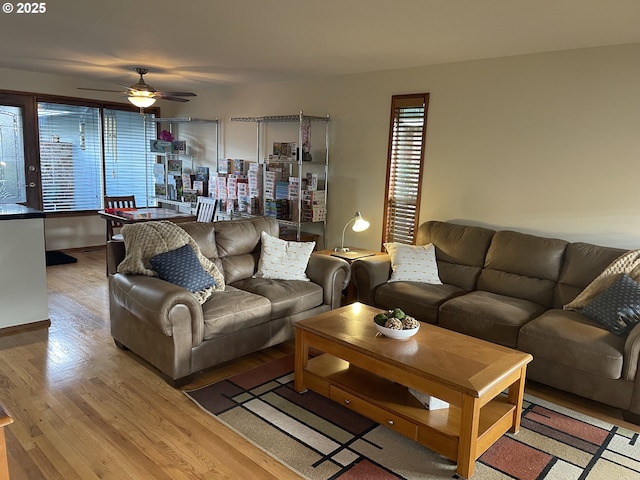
1 247 300 480
0 247 638 479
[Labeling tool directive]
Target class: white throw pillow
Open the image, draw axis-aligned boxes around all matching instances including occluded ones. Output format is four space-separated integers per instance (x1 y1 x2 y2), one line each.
254 231 316 281
384 242 442 284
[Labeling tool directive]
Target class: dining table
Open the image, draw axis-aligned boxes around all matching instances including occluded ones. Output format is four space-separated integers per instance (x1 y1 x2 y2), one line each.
98 207 197 241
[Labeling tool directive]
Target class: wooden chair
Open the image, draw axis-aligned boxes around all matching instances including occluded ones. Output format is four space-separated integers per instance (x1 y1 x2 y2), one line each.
195 196 217 222
104 195 136 241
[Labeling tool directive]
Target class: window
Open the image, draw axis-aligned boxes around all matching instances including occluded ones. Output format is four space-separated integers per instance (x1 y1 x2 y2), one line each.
37 102 157 212
382 93 429 245
103 108 157 204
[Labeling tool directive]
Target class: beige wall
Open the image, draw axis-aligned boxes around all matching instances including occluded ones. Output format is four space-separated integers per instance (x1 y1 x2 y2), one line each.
3 42 640 250
175 42 640 250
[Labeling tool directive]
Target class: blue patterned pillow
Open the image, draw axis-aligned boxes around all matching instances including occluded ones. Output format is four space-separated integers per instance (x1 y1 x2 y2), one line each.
150 244 216 293
582 273 640 336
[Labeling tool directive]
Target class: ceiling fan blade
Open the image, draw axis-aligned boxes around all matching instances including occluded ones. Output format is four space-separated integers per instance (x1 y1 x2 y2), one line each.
157 95 191 102
79 68 196 104
78 87 126 93
158 91 197 97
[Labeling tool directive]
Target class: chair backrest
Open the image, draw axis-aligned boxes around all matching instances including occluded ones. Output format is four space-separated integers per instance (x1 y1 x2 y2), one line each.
195 196 217 222
105 195 136 210
104 195 136 239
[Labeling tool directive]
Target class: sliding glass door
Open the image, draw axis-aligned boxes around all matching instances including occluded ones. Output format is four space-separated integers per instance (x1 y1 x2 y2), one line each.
103 108 157 205
36 102 157 212
38 102 103 211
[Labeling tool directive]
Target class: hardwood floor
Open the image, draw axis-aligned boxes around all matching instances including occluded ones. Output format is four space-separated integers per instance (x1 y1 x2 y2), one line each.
1 247 638 479
1 247 300 480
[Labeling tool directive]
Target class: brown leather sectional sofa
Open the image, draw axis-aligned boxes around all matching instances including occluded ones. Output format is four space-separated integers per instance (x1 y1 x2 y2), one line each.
107 216 350 386
352 220 640 423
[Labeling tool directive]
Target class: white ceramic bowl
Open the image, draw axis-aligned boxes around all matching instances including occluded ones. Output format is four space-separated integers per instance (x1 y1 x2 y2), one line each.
374 321 420 339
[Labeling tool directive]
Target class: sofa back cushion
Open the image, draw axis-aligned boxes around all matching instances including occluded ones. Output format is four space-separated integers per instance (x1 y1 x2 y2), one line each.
478 230 568 307
181 216 279 284
554 242 627 308
179 222 219 260
416 221 495 291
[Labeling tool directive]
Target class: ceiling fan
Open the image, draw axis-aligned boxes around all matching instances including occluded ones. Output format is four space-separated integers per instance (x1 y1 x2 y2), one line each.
78 67 196 110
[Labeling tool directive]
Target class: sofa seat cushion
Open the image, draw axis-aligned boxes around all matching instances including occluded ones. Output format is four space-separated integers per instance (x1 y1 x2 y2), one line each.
518 309 625 380
438 291 547 348
375 282 465 324
233 277 323 319
202 286 271 340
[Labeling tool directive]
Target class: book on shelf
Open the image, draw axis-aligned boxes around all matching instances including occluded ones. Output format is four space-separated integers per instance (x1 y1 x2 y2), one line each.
195 166 209 181
193 180 208 197
172 140 186 153
150 140 172 153
168 159 182 175
182 189 198 203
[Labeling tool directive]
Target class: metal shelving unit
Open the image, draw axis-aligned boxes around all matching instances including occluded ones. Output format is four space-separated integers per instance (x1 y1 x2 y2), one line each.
150 117 219 213
231 112 330 245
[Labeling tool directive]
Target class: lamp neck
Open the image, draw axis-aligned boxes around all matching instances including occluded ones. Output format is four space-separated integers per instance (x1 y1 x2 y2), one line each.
340 217 356 249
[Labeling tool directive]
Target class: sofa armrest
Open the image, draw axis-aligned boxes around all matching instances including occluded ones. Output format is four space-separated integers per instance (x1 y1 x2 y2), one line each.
110 273 205 346
351 254 392 305
625 323 640 417
306 254 351 309
624 322 640 382
107 240 126 275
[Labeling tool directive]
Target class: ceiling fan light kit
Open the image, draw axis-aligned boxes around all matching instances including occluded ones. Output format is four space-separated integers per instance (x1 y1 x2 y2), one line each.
128 93 157 109
78 67 196 112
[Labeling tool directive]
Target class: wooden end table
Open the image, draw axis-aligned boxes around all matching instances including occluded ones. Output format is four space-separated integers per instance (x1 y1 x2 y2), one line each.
294 303 532 479
315 248 385 304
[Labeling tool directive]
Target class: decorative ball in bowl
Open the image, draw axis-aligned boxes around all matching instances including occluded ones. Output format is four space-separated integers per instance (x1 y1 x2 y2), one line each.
373 308 420 339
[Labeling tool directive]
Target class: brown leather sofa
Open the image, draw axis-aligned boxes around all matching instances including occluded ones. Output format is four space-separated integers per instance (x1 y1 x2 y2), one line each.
107 216 350 386
352 220 640 423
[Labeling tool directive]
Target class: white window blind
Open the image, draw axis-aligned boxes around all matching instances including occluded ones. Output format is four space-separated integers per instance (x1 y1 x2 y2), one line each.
38 103 156 212
383 94 429 245
103 109 156 207
38 103 102 212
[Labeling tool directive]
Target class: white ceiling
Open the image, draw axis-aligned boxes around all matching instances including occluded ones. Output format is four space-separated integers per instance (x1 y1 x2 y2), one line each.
1 0 639 92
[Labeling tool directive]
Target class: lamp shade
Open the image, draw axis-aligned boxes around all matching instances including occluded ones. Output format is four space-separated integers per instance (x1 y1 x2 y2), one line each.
335 211 370 252
128 94 157 108
352 213 370 232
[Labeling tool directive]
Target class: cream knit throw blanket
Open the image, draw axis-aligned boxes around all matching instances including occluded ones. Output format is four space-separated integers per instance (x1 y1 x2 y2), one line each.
117 221 225 304
564 249 640 310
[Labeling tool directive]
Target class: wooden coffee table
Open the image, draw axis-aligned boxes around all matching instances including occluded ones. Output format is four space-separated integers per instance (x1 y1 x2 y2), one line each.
294 303 532 479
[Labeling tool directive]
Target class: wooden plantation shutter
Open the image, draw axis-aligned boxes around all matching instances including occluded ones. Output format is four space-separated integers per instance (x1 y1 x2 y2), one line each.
382 93 429 245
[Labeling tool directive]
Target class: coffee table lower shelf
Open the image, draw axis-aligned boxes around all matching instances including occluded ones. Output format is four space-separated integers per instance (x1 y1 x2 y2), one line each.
301 354 517 471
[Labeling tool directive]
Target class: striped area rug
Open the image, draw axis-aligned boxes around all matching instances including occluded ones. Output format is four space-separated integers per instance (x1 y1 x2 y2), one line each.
184 355 640 479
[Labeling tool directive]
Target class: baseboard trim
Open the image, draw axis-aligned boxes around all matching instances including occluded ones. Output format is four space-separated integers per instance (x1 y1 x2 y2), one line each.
0 319 51 337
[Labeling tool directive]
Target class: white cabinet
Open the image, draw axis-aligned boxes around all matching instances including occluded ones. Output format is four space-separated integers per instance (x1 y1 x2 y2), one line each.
150 117 219 214
230 112 330 244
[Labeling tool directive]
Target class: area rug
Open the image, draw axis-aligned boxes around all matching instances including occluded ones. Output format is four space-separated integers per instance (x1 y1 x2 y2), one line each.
45 250 77 266
185 355 640 480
